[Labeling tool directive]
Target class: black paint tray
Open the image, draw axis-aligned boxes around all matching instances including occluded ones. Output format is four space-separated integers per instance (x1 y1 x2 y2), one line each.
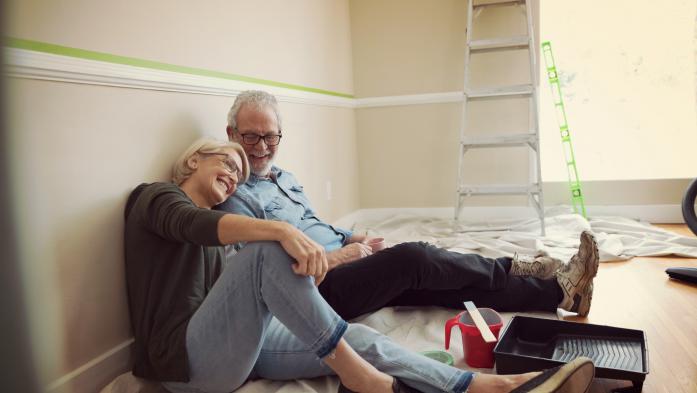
493 316 649 392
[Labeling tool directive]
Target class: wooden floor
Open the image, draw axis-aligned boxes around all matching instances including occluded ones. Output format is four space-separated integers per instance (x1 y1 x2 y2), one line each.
565 224 697 393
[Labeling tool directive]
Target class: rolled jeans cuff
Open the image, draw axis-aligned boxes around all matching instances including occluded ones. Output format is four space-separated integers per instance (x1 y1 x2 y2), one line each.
453 372 475 393
316 318 348 359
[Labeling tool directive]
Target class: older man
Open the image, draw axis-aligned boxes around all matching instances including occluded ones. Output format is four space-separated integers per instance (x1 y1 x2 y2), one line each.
215 90 598 321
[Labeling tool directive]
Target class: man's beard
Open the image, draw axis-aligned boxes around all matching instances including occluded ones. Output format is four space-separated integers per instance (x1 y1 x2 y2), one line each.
250 157 274 177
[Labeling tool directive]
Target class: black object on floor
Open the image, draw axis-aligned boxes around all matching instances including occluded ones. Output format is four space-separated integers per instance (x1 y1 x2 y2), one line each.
666 267 697 284
682 177 697 236
494 316 648 393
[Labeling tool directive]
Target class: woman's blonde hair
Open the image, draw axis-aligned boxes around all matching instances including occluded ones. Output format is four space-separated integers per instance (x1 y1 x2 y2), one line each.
172 137 250 186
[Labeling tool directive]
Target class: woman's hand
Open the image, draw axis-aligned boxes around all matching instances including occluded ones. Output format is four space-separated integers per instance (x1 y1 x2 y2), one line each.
278 224 328 285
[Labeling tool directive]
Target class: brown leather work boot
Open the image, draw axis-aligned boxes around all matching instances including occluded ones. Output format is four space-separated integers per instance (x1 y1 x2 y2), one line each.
556 231 599 317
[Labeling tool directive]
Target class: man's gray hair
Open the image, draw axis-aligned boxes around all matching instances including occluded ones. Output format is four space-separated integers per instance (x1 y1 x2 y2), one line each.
227 90 282 131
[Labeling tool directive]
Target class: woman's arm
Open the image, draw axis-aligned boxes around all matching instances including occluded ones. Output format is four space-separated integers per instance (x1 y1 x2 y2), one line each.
217 214 328 284
136 184 328 283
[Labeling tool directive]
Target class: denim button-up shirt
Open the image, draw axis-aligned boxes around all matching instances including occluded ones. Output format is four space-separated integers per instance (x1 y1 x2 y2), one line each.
215 166 352 251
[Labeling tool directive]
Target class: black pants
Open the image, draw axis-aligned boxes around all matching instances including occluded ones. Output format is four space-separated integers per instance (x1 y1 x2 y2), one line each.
318 242 562 320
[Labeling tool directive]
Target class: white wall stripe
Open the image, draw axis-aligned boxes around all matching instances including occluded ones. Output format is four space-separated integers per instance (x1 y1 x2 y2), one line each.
354 91 464 108
4 47 355 108
5 47 472 109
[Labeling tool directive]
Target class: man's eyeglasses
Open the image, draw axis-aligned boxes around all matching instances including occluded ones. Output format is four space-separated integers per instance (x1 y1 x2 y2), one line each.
198 152 239 175
235 128 283 146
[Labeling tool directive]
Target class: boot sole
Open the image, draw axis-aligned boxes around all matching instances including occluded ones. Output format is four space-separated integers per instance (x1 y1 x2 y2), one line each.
573 232 599 316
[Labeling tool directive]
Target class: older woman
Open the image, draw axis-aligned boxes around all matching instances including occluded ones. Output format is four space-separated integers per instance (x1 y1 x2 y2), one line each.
124 137 594 393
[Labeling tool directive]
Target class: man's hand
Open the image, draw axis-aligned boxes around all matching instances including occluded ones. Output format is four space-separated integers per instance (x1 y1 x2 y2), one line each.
327 242 373 269
348 233 368 244
277 224 328 285
348 234 383 248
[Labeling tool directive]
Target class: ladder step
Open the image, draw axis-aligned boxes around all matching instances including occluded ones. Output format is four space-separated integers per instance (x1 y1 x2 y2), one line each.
466 84 533 99
473 0 525 9
469 36 529 53
458 184 541 196
461 132 537 148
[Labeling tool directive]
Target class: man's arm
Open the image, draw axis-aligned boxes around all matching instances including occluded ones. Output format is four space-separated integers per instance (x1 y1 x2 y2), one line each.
219 172 369 270
326 242 373 269
140 184 327 283
284 184 376 269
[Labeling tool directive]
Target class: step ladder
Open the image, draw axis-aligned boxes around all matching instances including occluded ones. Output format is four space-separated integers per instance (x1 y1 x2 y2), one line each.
454 0 545 235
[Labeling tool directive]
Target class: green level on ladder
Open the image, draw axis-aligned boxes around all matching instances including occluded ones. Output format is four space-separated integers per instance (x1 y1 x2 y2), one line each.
541 41 587 218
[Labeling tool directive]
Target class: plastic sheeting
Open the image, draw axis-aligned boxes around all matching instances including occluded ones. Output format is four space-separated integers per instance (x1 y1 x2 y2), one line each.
102 213 697 393
354 213 697 263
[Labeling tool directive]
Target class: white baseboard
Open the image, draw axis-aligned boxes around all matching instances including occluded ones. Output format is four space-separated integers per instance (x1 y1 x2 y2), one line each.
333 204 684 229
586 204 684 224
46 339 133 393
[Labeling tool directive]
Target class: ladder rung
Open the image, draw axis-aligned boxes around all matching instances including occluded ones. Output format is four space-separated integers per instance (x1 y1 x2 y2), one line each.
466 84 533 99
461 132 537 148
469 36 529 53
473 0 525 9
458 184 541 196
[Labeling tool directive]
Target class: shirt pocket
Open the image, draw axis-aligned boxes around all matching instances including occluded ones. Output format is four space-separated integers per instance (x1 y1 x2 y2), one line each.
263 199 283 214
288 185 313 213
263 196 301 226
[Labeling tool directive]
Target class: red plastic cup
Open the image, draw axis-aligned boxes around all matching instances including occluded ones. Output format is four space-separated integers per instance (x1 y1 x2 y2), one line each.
444 308 503 368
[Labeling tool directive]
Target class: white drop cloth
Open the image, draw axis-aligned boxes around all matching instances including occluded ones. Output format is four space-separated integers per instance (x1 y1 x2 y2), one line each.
353 213 697 263
102 213 697 393
103 308 556 393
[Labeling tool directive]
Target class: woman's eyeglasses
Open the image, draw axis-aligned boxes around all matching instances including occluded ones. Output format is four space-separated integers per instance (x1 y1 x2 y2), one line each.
198 152 239 174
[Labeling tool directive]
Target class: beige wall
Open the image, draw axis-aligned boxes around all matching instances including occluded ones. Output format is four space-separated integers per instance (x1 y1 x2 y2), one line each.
6 0 357 390
7 0 354 94
350 0 465 96
351 0 538 208
356 102 533 207
350 0 694 208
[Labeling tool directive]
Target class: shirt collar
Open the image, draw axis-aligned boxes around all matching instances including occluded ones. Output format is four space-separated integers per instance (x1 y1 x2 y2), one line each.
245 165 282 186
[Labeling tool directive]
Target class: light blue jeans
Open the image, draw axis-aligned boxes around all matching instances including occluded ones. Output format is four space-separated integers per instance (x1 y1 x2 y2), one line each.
163 242 473 393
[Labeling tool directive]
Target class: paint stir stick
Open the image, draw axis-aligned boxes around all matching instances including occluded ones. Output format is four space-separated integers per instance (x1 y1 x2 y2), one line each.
463 301 497 343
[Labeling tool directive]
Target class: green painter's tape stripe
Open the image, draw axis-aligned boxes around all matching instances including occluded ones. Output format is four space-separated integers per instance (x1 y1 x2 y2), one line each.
5 37 354 99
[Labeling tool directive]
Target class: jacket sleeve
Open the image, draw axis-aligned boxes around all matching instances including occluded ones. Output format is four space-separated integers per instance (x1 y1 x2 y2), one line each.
138 184 226 246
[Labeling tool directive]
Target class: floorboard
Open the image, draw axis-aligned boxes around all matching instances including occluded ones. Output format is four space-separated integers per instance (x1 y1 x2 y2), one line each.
567 224 697 392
